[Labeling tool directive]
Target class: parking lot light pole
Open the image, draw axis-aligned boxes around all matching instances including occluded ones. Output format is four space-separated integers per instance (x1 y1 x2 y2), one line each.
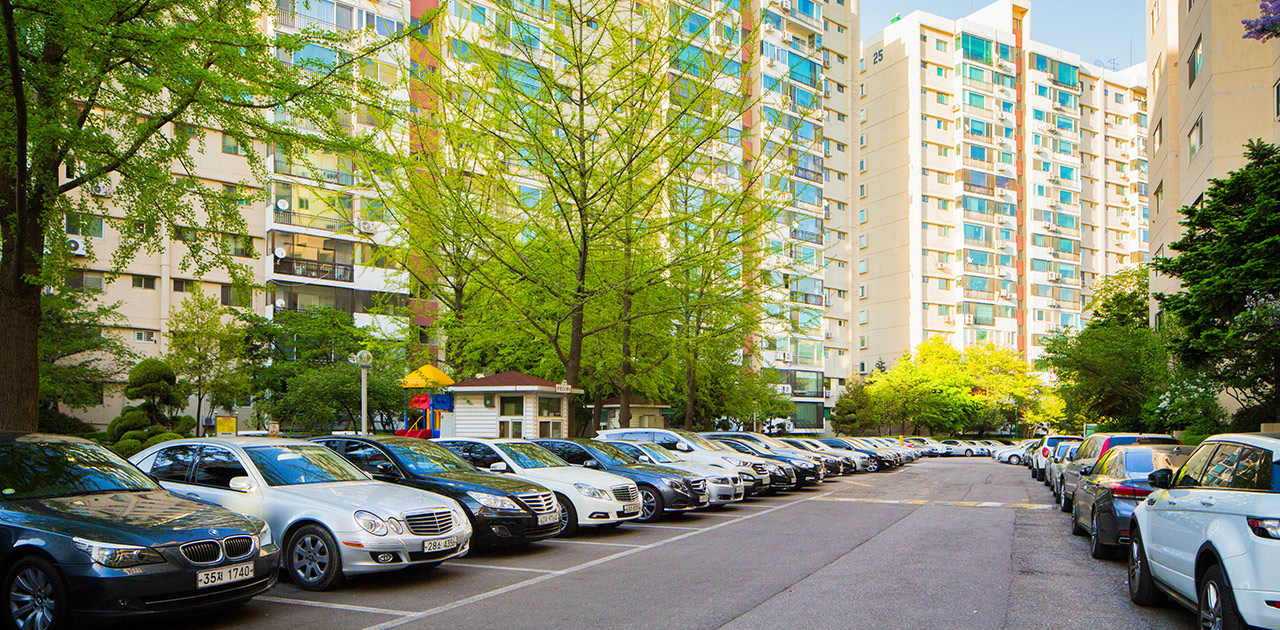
356 350 373 435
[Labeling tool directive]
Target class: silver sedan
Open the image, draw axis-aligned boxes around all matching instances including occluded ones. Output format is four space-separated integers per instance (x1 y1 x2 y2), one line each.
131 437 473 590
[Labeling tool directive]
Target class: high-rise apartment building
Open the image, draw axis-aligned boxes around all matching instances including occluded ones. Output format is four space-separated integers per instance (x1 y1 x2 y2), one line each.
855 0 1149 371
66 0 413 427
1146 0 1280 325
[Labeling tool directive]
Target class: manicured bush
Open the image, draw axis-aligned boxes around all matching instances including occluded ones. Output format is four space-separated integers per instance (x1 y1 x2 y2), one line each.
145 424 166 438
173 416 197 437
112 439 143 459
142 432 184 449
119 429 150 443
107 409 151 441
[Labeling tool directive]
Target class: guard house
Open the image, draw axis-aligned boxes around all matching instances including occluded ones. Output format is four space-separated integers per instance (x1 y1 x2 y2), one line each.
599 397 670 431
446 371 581 439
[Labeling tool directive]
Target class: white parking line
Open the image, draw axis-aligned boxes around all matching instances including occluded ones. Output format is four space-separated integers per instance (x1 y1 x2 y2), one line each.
357 488 844 630
442 562 554 574
254 596 417 617
677 511 741 518
624 523 701 531
542 539 641 548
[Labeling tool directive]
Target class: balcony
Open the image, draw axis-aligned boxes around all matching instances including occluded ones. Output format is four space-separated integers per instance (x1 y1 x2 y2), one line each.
794 166 822 183
964 262 994 275
790 228 822 244
274 158 355 186
961 77 994 92
963 131 994 144
963 183 994 196
274 257 355 282
274 209 352 233
963 156 994 170
790 291 824 306
964 288 995 300
964 237 994 249
963 210 996 223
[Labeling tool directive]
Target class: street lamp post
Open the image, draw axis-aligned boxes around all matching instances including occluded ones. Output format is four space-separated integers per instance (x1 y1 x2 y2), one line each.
356 350 373 436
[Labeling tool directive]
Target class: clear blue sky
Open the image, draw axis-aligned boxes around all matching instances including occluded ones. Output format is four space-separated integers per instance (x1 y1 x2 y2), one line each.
860 0 1146 70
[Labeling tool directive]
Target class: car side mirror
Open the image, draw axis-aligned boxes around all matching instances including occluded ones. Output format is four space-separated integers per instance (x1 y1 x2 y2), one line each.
583 459 602 470
675 443 692 453
488 462 509 473
1080 465 1093 476
1148 468 1173 489
374 462 400 478
229 476 255 493
637 455 653 464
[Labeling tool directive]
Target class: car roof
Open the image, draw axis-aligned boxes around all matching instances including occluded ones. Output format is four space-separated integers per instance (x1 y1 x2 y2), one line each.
436 437 531 445
149 436 316 448
0 432 94 446
1203 433 1280 458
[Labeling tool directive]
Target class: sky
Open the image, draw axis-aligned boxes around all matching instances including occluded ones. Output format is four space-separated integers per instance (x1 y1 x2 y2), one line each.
860 0 1147 71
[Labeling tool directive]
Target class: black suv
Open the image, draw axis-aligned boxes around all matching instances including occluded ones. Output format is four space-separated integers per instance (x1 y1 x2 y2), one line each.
311 436 563 545
533 439 707 522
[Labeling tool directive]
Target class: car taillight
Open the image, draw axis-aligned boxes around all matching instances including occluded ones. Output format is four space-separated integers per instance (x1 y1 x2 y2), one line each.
1246 517 1280 539
1110 484 1152 499
1042 447 1050 457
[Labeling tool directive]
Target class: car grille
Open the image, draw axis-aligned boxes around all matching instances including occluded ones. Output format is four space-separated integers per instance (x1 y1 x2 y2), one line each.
404 509 455 536
516 491 557 514
222 536 255 560
611 485 638 502
784 467 796 482
687 479 707 494
180 541 222 565
752 463 769 475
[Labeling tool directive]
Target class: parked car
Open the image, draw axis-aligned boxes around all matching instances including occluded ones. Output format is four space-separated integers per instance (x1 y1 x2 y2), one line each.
601 441 745 505
702 432 828 485
534 439 709 522
787 438 872 471
435 438 640 536
864 437 920 462
1048 442 1081 503
707 438 813 488
994 440 1036 465
595 428 772 495
903 437 946 456
817 439 894 472
1070 444 1190 559
310 436 562 546
937 439 979 457
1058 432 1181 511
130 437 469 591
844 438 905 465
1031 435 1083 481
1128 433 1280 630
0 433 279 628
780 439 859 474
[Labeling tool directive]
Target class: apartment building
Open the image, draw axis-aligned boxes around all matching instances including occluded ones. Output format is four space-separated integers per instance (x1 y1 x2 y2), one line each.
1146 0 1280 325
67 0 413 427
855 0 1149 372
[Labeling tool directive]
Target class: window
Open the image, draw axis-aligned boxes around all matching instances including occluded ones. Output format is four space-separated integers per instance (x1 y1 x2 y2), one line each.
498 419 524 438
1188 38 1202 86
66 213 104 238
858 259 868 274
936 40 947 52
221 133 242 156
193 447 249 489
67 270 105 292
131 275 156 290
1174 443 1217 487
148 445 199 482
859 184 867 198
537 396 562 417
133 330 157 343
1201 444 1244 488
339 441 396 475
1153 121 1162 151
224 234 253 257
499 396 524 416
1188 117 1202 159
221 285 250 308
173 278 195 292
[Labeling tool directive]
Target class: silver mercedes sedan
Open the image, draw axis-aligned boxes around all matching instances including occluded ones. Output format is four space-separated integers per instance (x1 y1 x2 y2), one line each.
131 437 472 590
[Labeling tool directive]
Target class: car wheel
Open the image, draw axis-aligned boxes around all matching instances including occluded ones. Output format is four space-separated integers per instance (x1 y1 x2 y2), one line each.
1090 511 1114 560
1036 467 1045 481
286 524 345 591
965 449 974 457
638 485 664 523
1071 501 1086 536
1060 488 1073 513
554 493 578 537
1128 527 1159 605
866 460 879 473
1199 565 1246 630
4 555 68 630
1009 455 1021 465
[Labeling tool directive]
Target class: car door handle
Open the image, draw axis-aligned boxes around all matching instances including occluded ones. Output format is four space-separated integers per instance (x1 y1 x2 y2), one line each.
185 492 202 500
1200 498 1215 507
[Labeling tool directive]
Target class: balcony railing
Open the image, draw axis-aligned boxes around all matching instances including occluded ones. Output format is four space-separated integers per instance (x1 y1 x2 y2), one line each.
964 288 996 300
962 103 992 117
963 131 994 144
274 159 354 186
963 156 994 170
963 210 996 223
794 166 822 182
964 262 994 275
961 77 994 92
273 209 352 232
274 257 355 282
964 238 994 249
790 228 822 243
790 291 824 306
963 183 994 196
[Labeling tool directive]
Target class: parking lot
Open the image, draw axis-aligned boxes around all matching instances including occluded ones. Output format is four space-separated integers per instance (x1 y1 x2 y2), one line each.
141 457 1194 630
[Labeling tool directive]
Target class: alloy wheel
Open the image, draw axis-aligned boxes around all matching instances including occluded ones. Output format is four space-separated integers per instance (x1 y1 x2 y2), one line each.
640 488 659 521
9 567 54 630
292 534 331 583
1200 578 1222 630
1128 538 1142 594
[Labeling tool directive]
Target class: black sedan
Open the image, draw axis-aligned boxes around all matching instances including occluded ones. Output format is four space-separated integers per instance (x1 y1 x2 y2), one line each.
1071 444 1191 559
817 438 895 472
0 433 279 629
311 436 563 546
710 438 819 488
533 439 708 522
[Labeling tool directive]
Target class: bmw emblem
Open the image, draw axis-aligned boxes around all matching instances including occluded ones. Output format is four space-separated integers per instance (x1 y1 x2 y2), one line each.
209 528 218 536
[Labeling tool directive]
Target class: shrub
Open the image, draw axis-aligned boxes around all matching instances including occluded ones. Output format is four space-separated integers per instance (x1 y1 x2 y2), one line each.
112 439 143 459
142 432 184 449
119 429 150 443
107 409 151 441
37 408 93 435
77 431 109 443
173 416 197 437
145 424 166 438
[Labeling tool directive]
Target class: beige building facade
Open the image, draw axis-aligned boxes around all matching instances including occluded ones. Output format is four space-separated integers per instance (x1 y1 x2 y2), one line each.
855 0 1149 372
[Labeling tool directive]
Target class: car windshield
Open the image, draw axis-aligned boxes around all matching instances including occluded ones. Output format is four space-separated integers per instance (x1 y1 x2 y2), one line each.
244 445 368 486
0 439 157 500
703 439 739 453
497 442 569 469
637 444 679 463
586 441 637 466
1124 449 1192 475
672 430 721 451
755 435 794 450
1055 443 1075 458
382 439 476 475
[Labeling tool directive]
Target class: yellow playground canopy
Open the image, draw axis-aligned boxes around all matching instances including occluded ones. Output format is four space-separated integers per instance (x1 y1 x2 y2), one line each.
401 364 455 389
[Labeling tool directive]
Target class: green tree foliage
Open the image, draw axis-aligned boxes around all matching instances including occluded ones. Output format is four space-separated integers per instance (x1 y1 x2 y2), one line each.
0 0 429 431
123 359 184 427
241 307 404 433
1153 140 1280 419
1040 267 1168 432
963 343 1042 437
867 338 977 436
38 288 135 413
165 290 248 424
830 380 875 436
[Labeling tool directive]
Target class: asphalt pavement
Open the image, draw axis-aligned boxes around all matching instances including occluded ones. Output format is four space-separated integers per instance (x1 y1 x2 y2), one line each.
140 456 1194 630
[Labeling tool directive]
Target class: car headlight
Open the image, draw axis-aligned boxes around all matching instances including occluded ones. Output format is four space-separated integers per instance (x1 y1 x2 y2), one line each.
725 458 751 467
354 510 388 536
710 477 730 485
248 516 273 550
573 483 609 500
73 538 166 568
467 491 523 511
662 478 685 490
796 460 815 469
766 464 782 473
386 518 404 535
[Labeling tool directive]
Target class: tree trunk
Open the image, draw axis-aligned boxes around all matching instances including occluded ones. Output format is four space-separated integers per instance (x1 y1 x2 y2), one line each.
683 350 697 430
618 291 633 429
591 389 605 434
0 287 42 431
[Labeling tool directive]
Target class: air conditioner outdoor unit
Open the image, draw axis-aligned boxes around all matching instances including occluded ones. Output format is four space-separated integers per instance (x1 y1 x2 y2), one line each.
88 182 113 197
1000 291 1014 300
1042 222 1054 232
1049 272 1062 282
765 56 776 68
778 351 794 363
935 261 947 270
67 235 88 257
824 389 832 398
358 220 376 233
1050 301 1062 309
963 314 974 325
823 59 831 68
824 331 834 339
1049 177 1061 185
775 383 793 395
815 110 825 122
1051 250 1061 258
781 0 792 11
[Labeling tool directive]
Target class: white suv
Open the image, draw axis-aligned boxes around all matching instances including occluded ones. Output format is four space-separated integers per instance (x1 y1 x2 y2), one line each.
596 428 770 494
1128 433 1280 629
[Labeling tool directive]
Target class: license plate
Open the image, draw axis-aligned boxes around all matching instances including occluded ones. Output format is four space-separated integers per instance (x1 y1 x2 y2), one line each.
697 493 708 502
196 562 254 589
621 502 641 514
536 512 557 526
423 537 457 552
